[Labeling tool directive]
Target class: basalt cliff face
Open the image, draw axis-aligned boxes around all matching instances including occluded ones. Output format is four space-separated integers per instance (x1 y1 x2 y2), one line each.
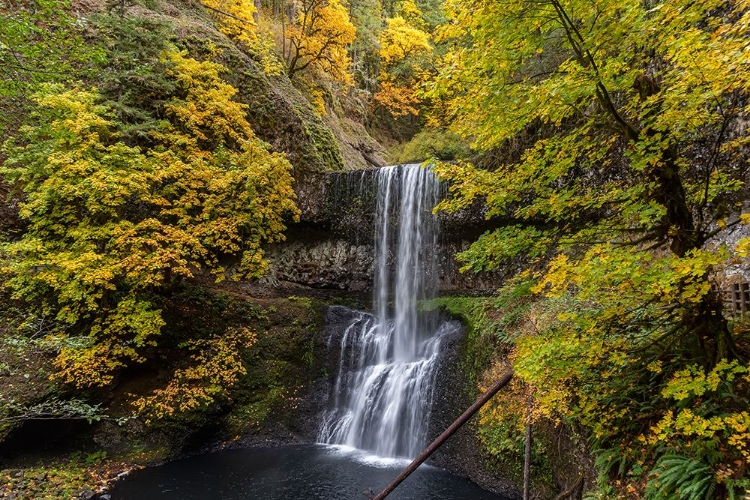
259 170 506 296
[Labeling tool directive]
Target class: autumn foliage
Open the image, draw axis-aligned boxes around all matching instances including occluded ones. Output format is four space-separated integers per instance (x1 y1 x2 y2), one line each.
2 0 750 496
430 0 750 495
132 327 257 423
200 0 258 45
284 0 356 84
0 49 298 388
374 6 432 116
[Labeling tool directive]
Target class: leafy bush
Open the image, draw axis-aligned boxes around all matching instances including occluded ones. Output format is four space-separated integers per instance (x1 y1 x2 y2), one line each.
395 128 471 163
0 49 298 387
645 454 715 500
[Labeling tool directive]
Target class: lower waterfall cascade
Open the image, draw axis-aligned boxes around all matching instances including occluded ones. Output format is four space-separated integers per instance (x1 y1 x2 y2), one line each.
318 164 459 459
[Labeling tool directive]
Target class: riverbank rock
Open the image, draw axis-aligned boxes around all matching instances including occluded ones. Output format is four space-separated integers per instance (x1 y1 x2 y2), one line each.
428 326 522 500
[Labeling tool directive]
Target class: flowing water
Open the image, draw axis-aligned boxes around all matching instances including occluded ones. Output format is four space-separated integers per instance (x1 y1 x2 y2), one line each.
110 165 510 499
318 164 451 458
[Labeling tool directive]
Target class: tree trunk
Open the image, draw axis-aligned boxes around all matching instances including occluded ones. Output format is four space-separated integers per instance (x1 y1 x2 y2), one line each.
523 392 532 500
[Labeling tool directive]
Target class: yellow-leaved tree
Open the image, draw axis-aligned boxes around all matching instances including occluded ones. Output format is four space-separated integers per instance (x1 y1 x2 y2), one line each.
374 1 432 117
428 0 750 495
199 0 284 74
0 49 299 388
283 0 356 84
200 0 258 45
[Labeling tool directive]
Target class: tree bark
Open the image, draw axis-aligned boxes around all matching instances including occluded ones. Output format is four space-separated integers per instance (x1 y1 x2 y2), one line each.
523 393 532 500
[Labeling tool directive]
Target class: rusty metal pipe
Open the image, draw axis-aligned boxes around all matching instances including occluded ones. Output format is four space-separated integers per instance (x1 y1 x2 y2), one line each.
372 369 514 500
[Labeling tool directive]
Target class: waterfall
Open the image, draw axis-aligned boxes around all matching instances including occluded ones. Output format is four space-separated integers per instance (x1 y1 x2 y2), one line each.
319 164 457 459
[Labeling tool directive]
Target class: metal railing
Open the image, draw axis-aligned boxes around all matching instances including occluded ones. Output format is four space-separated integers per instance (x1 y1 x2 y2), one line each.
724 283 750 315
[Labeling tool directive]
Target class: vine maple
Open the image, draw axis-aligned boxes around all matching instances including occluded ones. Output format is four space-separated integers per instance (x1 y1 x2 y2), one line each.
0 50 298 388
374 9 432 117
429 0 750 495
284 0 356 84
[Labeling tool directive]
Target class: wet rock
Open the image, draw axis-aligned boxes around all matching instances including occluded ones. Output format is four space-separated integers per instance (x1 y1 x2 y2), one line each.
262 169 507 295
78 488 96 500
93 421 125 454
265 240 374 291
428 326 521 500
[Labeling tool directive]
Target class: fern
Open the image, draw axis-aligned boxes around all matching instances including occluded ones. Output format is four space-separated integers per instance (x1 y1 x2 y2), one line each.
724 478 750 500
594 447 630 478
646 454 715 500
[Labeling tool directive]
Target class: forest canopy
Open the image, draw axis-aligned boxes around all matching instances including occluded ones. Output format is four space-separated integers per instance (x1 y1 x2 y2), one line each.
428 0 750 497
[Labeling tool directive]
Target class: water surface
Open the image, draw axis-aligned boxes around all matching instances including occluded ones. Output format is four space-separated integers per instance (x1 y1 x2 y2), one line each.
111 444 511 500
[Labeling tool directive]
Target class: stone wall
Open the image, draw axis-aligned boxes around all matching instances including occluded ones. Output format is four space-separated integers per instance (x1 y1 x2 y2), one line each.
263 237 505 293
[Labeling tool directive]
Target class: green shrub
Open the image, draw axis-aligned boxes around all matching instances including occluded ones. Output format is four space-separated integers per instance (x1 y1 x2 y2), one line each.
395 128 471 163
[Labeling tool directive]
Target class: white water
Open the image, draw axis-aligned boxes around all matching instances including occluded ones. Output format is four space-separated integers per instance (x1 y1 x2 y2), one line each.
319 164 457 459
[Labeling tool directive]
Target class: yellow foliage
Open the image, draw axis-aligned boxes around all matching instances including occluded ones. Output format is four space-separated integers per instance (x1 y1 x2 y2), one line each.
373 79 420 117
378 16 431 67
641 361 750 461
308 85 327 115
163 50 253 146
736 237 750 258
398 0 427 29
1 49 298 388
132 328 257 423
374 14 432 117
648 409 750 461
53 342 123 388
424 0 750 492
531 253 571 298
662 360 747 401
198 1 283 75
200 0 258 45
285 0 356 85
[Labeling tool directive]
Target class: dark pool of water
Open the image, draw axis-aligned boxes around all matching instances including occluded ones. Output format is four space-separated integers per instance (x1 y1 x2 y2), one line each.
110 444 512 500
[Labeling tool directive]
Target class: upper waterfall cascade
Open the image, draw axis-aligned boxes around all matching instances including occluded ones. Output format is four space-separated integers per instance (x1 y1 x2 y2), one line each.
318 164 459 458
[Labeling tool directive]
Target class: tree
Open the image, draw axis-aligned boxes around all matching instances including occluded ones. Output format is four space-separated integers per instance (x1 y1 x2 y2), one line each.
89 10 175 142
200 0 258 45
347 0 382 91
374 4 432 117
283 0 356 84
429 0 750 494
195 0 283 74
0 50 299 388
0 0 95 135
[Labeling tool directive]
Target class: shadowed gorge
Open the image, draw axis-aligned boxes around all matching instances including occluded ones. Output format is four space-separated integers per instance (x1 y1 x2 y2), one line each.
2 0 750 498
